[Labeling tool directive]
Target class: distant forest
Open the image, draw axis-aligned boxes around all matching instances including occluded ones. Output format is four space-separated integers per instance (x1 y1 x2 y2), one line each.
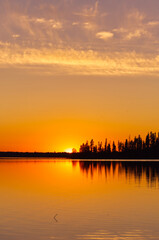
77 132 159 159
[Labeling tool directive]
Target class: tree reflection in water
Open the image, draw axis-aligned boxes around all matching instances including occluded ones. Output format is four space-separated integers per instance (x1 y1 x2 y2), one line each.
73 161 159 187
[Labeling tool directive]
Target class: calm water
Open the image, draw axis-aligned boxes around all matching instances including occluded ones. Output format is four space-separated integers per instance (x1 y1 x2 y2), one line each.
0 159 159 240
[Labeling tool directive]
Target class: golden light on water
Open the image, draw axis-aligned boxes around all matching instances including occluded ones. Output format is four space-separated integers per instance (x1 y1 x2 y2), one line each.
1 160 159 239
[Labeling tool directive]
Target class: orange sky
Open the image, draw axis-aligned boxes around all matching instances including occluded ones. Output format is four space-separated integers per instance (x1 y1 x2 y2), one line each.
0 0 159 152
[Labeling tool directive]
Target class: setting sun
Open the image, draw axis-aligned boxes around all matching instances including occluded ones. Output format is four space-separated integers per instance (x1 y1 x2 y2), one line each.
64 148 73 153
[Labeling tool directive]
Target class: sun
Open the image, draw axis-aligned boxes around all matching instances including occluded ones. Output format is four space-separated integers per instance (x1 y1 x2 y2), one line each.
64 148 73 153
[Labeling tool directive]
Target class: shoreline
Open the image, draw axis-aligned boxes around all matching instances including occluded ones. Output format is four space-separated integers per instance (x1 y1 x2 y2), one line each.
0 152 159 160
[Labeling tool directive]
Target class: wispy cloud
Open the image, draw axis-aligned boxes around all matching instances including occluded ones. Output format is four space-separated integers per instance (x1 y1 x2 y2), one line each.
96 31 114 40
0 44 159 76
113 28 127 33
83 22 96 30
35 18 46 23
12 34 20 38
126 29 148 40
148 21 159 26
0 41 11 47
33 17 63 29
1 0 159 75
128 10 145 22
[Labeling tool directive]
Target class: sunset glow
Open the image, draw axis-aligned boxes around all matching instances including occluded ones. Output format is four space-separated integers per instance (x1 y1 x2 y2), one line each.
0 0 159 152
64 148 73 153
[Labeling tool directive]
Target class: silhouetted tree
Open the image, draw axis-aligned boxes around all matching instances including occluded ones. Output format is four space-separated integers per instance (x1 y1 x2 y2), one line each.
79 141 90 153
90 139 94 152
137 135 142 152
125 139 128 152
146 133 150 150
112 141 116 152
118 141 124 152
93 145 97 153
150 132 156 150
98 141 103 152
107 143 111 153
72 148 77 153
104 138 107 152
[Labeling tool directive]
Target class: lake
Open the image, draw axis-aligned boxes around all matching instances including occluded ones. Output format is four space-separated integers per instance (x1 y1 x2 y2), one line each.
0 159 159 240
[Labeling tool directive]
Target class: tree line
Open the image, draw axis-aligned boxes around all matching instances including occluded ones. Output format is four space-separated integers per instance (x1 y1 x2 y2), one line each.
79 132 159 154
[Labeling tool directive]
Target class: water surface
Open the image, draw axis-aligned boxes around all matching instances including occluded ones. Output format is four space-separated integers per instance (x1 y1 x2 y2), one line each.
0 159 159 240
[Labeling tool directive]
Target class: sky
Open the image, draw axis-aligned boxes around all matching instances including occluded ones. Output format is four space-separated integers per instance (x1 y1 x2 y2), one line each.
1 0 159 152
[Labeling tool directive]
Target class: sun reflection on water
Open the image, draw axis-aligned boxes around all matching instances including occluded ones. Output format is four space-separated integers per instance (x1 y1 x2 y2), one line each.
76 229 156 240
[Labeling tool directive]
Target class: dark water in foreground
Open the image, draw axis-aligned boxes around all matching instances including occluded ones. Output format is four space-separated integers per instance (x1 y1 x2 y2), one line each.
0 159 159 240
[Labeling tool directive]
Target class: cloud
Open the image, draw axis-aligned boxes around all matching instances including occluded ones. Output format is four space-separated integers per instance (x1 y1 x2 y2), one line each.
32 17 63 29
0 41 10 47
51 21 62 29
128 10 145 22
0 0 159 63
72 22 79 26
96 31 114 40
0 44 159 76
148 21 159 26
12 34 20 38
113 28 127 33
83 22 96 30
35 18 46 23
126 29 148 40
